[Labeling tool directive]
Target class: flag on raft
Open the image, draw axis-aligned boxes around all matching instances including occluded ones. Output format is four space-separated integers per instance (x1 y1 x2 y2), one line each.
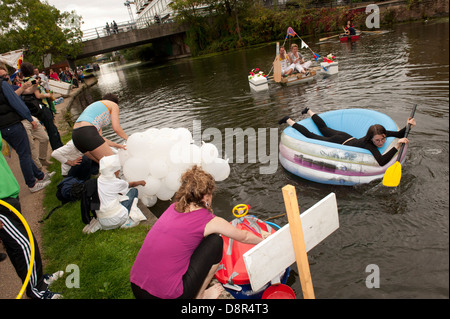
301 40 309 49
286 27 297 39
313 52 320 61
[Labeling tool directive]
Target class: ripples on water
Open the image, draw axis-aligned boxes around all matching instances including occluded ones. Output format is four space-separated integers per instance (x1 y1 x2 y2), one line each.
89 20 448 298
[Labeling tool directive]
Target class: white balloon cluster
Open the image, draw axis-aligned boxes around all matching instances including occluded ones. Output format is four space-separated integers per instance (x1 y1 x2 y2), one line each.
117 127 230 207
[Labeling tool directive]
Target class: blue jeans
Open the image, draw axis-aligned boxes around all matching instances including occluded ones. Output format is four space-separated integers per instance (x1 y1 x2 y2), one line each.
120 188 139 213
67 155 99 181
1 123 44 188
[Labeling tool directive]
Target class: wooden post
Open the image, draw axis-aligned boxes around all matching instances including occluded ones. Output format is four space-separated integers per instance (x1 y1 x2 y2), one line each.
282 184 315 299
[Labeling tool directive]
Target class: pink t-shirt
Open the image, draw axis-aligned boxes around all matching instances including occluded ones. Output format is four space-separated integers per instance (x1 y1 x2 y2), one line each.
130 203 215 299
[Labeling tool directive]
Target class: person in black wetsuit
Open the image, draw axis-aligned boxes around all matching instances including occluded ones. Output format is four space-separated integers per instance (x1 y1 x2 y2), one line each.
279 107 416 167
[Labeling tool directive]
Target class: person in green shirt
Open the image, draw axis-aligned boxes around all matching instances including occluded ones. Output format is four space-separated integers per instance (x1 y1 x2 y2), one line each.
0 133 63 299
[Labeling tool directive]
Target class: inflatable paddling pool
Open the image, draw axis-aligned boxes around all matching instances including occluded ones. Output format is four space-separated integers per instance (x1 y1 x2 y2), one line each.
215 216 290 299
279 109 408 186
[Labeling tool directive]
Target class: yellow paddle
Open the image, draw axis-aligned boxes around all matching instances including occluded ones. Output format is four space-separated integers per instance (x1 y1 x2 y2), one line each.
382 104 417 187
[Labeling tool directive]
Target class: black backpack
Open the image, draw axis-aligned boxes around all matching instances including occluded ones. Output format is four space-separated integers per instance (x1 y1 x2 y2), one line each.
80 178 100 224
39 176 85 223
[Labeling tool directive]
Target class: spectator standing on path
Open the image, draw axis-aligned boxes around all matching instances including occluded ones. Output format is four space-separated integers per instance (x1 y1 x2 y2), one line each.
20 61 63 151
0 68 51 193
0 64 51 171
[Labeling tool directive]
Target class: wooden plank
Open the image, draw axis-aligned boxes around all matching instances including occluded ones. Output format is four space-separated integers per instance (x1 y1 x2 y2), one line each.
282 185 315 299
243 192 339 293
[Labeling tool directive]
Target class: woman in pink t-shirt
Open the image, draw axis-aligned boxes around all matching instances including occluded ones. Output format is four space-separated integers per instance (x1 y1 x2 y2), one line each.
130 166 269 299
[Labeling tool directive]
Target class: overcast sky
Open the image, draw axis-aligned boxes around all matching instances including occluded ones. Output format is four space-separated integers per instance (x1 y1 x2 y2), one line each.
45 0 135 31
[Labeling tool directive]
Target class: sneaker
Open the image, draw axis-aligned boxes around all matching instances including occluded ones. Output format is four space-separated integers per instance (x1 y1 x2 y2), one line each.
82 218 101 234
39 171 56 182
42 289 63 299
44 270 64 285
29 180 51 193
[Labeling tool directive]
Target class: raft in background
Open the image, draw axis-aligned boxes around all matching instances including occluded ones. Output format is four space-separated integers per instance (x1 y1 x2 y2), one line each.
339 32 361 42
279 109 408 186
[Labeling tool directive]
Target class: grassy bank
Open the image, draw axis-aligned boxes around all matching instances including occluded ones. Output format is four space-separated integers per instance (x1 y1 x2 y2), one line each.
41 132 151 299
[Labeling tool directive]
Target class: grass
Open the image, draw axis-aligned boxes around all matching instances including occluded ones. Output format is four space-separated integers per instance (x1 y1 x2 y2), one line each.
40 133 152 299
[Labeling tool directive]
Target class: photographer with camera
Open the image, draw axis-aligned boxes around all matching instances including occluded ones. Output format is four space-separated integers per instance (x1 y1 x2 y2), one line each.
20 62 63 150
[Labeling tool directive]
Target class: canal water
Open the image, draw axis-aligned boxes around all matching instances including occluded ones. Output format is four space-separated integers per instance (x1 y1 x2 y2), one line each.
82 20 449 298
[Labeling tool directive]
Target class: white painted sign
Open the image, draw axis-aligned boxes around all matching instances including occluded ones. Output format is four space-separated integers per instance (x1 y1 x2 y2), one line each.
243 192 339 292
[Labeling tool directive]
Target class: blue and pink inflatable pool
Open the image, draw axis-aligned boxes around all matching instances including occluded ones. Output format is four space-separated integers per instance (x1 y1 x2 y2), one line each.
279 109 407 186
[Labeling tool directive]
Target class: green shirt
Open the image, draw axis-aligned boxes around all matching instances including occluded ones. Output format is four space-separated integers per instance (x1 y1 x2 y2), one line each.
0 132 20 199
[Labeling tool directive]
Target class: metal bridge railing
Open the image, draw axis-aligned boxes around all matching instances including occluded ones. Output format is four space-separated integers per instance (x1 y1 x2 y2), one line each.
80 15 174 42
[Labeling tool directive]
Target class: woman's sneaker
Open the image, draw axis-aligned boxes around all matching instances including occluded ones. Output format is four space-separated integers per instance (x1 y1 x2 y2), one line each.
29 180 51 193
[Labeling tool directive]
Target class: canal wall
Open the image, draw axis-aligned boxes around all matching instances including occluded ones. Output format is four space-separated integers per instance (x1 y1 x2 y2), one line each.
377 0 449 24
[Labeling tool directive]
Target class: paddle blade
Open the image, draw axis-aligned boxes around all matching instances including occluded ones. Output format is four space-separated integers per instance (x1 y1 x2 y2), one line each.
273 58 282 83
382 161 402 187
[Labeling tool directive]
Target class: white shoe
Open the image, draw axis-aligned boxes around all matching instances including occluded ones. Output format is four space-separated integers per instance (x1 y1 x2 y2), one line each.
40 171 56 182
29 180 51 193
82 218 101 234
44 270 64 285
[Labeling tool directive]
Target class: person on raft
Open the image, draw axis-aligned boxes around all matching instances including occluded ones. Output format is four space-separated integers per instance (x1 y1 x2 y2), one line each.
72 93 128 163
288 43 311 75
130 166 270 299
277 46 295 76
279 107 416 167
343 20 356 35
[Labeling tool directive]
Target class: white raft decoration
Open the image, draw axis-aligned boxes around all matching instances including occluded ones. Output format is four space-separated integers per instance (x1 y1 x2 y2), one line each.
319 53 339 75
279 109 408 186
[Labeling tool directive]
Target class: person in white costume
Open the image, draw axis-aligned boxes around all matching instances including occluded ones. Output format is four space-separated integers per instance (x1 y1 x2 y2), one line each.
277 46 295 76
83 154 146 233
288 43 311 75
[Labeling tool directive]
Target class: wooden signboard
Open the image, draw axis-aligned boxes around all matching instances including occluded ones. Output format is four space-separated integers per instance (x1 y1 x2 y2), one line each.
243 191 339 293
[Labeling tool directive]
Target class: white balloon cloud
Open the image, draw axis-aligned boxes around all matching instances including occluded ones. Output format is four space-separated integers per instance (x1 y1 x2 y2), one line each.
118 128 230 205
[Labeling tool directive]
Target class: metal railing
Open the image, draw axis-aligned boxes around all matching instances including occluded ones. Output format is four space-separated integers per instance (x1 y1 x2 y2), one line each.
80 15 174 42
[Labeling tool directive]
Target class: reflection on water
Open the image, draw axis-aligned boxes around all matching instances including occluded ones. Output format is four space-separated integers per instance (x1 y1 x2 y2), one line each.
87 20 448 298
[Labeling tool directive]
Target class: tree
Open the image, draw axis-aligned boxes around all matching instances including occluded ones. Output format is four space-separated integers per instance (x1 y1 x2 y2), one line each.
0 0 83 68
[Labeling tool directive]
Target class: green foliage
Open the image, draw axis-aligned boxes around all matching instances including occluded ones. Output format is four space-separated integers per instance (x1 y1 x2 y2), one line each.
0 0 83 68
169 1 365 56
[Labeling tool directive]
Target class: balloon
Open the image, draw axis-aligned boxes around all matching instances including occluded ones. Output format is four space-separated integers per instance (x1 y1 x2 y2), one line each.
143 176 161 196
117 148 130 166
202 158 230 181
189 144 202 165
149 158 169 179
156 183 175 201
126 132 148 158
164 171 182 191
201 143 219 164
123 157 150 181
175 127 193 144
141 195 157 207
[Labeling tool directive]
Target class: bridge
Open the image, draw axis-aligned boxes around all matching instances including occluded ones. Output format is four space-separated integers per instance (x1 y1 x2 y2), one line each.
75 17 190 60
